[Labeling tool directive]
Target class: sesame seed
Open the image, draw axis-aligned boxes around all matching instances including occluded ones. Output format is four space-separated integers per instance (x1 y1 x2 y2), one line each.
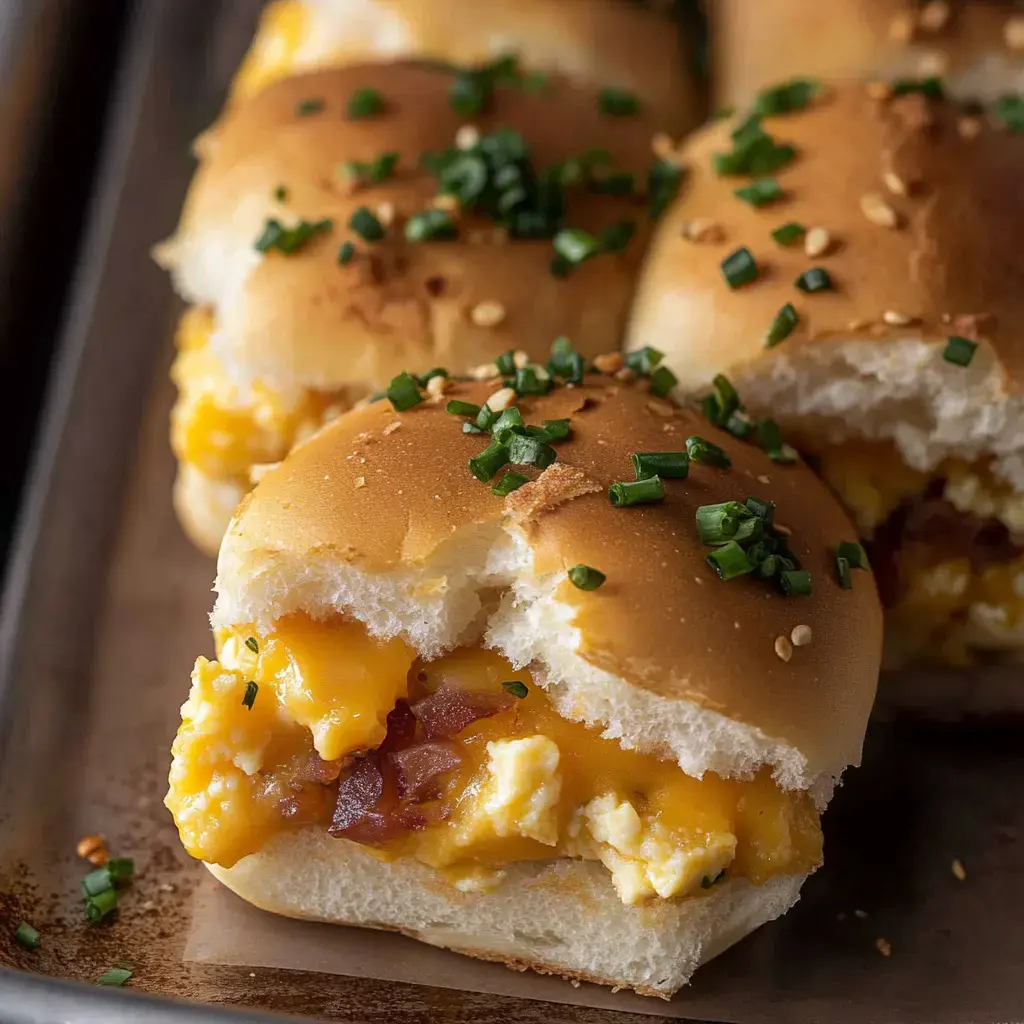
456 124 481 150
354 476 366 488
512 350 530 369
866 80 893 101
847 318 870 331
470 301 506 328
382 421 402 435
376 201 395 226
593 352 623 374
918 1 950 32
804 226 832 258
774 636 793 662
951 858 967 881
683 218 725 243
888 12 914 43
791 624 813 647
883 171 907 196
756 474 771 485
854 909 868 919
917 51 949 76
876 938 892 957
486 387 517 412
615 367 637 382
1005 15 1024 51
958 116 983 139
883 310 916 326
860 192 899 229
470 361 499 380
425 374 448 399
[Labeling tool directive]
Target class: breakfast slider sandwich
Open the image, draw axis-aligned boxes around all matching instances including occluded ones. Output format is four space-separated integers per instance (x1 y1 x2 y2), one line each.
165 342 882 996
155 62 675 553
627 79 1024 668
711 0 1024 108
232 0 700 132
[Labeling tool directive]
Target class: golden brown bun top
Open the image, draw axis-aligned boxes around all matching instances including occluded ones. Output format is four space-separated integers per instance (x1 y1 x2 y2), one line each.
232 0 701 133
226 374 883 778
628 82 1024 389
712 0 1024 105
166 63 672 389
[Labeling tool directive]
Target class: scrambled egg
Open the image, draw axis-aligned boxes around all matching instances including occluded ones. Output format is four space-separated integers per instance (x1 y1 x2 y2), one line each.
166 618 822 903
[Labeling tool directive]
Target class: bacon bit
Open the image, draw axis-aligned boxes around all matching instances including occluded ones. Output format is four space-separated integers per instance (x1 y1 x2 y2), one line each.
875 937 892 957
388 743 461 797
592 352 623 374
918 1 950 32
410 687 512 740
382 421 402 436
296 752 344 785
504 464 602 525
951 858 967 881
380 701 417 753
76 835 108 866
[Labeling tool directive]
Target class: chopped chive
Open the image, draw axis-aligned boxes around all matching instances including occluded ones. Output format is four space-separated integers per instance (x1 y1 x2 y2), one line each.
836 555 852 590
337 241 356 265
347 87 384 118
771 222 805 246
696 501 750 545
780 569 813 596
706 541 754 581
386 371 423 411
97 968 133 987
734 177 783 208
540 418 571 442
715 106 736 120
241 681 258 710
609 476 665 507
795 267 833 293
446 400 481 418
686 436 732 469
754 78 821 116
405 208 457 242
491 406 524 433
599 87 640 116
469 441 511 482
547 336 574 376
712 374 740 420
647 159 685 220
295 97 325 117
273 185 288 202
568 565 606 590
599 219 636 254
721 247 759 288
254 217 332 254
755 420 798 464
514 367 553 396
992 94 1024 134
943 335 977 367
632 452 689 480
84 887 118 922
746 496 775 524
520 71 548 92
590 171 635 196
492 470 530 496
836 541 869 570
348 206 386 242
508 434 557 469
345 151 399 185
713 117 797 176
14 922 40 950
82 868 113 897
493 350 516 376
244 636 259 655
624 346 664 375
449 71 488 116
891 76 944 99
766 303 800 347
475 405 498 431
502 680 529 699
649 365 678 398
554 228 601 264
106 858 135 884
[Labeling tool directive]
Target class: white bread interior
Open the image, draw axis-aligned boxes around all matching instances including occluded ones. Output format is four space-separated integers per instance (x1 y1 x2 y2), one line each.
174 463 247 557
208 829 809 998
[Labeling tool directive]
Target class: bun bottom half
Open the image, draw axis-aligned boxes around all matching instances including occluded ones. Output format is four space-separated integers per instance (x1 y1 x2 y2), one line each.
207 829 809 997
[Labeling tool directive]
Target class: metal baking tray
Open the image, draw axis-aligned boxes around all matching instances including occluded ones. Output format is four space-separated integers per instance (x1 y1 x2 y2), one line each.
0 1 1020 1021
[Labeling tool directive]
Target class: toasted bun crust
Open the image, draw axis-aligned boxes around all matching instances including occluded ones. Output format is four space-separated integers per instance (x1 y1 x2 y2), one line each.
207 829 809 997
626 84 1024 483
216 377 881 787
232 0 701 132
712 0 1024 105
156 63 666 393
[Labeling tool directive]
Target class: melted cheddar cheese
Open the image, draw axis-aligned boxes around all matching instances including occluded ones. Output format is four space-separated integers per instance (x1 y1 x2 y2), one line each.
170 307 344 481
166 615 821 904
231 1 310 101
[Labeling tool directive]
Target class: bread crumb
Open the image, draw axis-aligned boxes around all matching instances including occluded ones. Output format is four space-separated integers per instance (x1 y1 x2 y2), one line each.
804 226 832 258
951 858 967 881
1005 15 1024 51
847 318 870 331
383 421 402 436
883 310 916 326
683 218 725 243
866 80 892 101
486 387 517 412
957 116 983 139
593 352 623 374
470 301 506 328
505 464 602 525
918 1 950 32
76 834 107 865
876 937 892 957
888 12 914 43
791 624 813 647
883 171 907 196
159 882 176 893
354 476 366 489
917 51 948 77
426 374 449 399
647 399 675 418
774 635 793 662
860 192 899 229
456 124 480 150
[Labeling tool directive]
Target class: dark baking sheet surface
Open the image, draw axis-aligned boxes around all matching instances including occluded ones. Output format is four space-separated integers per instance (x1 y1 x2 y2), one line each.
0 1 1021 1021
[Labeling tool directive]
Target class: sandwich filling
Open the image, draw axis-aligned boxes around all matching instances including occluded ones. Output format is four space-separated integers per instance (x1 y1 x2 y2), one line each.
813 439 1024 666
231 1 311 102
171 307 350 490
165 613 822 904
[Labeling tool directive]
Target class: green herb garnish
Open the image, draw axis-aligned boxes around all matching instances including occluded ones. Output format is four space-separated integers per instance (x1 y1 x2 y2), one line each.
492 471 530 496
295 97 325 117
347 87 384 118
706 541 754 581
753 78 821 116
686 436 732 469
84 888 118 922
254 218 332 254
795 267 832 293
943 335 977 366
241 681 258 710
891 76 944 99
766 303 799 347
405 209 457 242
502 680 529 699
734 177 783 207
348 206 386 242
599 87 640 116
632 452 689 480
337 241 356 265
245 636 259 655
992 94 1024 133
721 247 759 288
386 371 424 411
97 968 133 987
469 440 511 481
779 569 813 596
568 565 606 590
344 151 399 184
647 159 685 220
771 222 805 246
609 476 665 507
14 923 40 950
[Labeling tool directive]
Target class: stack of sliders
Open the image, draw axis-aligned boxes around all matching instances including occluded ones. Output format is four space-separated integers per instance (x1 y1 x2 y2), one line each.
155 4 699 554
165 341 883 996
232 0 700 131
628 78 1024 668
710 0 1024 107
